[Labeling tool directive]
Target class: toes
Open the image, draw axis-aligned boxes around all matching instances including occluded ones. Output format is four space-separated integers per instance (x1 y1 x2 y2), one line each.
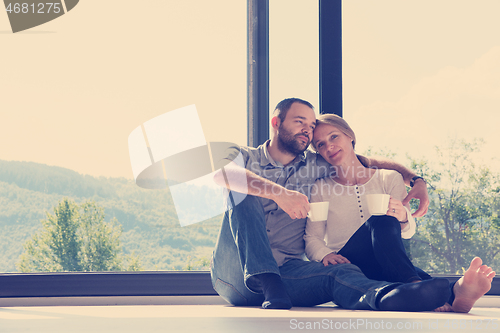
479 265 490 274
487 271 496 280
470 257 483 271
483 267 493 275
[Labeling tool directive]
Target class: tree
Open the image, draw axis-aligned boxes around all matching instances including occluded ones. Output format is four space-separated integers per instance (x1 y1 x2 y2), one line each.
407 138 500 273
18 198 141 272
76 201 123 271
183 256 210 271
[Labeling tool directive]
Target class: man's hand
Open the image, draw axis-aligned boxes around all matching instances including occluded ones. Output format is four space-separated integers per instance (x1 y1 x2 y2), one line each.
362 154 429 217
322 252 351 266
215 162 311 219
272 188 310 219
402 179 429 217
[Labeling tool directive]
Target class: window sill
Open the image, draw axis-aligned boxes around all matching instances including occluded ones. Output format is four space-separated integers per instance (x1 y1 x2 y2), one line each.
1 272 498 306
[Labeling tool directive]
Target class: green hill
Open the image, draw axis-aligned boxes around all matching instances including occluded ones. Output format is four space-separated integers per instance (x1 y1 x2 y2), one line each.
0 160 221 272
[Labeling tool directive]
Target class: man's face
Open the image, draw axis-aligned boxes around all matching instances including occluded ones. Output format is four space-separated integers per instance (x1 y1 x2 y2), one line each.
276 102 316 155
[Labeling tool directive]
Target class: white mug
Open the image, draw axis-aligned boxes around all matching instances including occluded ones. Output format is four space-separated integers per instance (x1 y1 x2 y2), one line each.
307 202 330 222
366 194 390 216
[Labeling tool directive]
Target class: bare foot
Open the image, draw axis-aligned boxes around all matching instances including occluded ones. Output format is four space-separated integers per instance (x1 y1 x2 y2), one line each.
434 302 453 312
452 257 496 313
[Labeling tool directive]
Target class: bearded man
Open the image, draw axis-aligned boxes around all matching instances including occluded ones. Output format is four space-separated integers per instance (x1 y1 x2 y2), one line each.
210 98 455 311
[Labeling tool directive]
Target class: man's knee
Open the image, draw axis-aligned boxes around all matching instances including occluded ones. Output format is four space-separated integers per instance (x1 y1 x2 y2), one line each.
234 194 260 208
229 194 264 217
213 278 250 306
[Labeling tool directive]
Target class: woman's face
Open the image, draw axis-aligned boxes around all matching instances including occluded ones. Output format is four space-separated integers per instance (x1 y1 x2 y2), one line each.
313 123 354 166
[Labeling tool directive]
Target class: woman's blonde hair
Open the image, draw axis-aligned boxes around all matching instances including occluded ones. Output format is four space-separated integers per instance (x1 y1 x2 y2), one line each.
311 114 356 151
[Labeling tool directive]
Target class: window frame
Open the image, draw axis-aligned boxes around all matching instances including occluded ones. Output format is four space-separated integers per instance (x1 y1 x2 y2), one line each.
0 272 498 300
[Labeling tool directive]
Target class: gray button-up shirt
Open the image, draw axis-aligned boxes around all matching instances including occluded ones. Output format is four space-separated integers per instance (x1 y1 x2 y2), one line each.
228 141 331 266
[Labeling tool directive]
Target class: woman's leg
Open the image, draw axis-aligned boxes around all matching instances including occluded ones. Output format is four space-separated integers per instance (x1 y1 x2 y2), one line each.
338 215 421 283
279 259 451 311
416 266 432 280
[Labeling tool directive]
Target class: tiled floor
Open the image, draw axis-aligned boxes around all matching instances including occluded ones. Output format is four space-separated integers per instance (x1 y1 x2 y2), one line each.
1 296 499 333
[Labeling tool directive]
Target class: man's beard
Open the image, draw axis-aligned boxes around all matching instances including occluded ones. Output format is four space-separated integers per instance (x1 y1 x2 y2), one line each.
277 124 310 155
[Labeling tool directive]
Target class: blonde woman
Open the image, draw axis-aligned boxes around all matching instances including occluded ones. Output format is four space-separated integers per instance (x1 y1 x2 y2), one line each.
304 114 496 313
304 114 424 283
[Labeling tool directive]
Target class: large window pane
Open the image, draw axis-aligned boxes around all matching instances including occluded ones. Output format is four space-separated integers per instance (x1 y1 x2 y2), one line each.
269 0 319 118
0 0 246 272
343 0 500 273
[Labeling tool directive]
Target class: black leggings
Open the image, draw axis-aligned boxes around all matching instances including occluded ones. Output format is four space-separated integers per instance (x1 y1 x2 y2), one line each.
338 215 431 283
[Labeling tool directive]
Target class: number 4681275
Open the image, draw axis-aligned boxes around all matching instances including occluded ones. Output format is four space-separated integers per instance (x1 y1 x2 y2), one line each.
6 3 62 14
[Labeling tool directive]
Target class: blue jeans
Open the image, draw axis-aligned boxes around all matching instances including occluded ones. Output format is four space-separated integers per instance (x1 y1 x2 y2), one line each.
210 195 401 309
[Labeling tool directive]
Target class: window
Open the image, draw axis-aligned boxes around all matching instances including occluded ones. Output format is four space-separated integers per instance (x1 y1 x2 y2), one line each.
343 0 500 273
269 0 319 117
0 0 247 273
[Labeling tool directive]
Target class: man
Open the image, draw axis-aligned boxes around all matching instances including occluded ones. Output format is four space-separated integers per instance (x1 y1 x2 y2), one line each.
210 98 494 312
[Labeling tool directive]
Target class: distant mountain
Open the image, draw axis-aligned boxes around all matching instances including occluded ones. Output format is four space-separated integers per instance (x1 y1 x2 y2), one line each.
0 160 117 198
0 160 221 272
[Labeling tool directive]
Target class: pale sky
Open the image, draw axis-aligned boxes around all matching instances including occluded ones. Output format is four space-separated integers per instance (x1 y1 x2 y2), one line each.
342 0 500 173
1 0 499 179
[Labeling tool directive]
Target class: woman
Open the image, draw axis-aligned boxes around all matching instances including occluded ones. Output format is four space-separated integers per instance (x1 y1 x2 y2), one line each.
304 114 428 283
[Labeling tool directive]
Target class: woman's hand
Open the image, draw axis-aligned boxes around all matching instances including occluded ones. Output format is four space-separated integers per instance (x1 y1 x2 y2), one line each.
387 197 408 222
322 252 351 266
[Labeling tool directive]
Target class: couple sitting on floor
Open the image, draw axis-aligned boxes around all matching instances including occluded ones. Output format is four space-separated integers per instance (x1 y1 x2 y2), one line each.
210 97 495 312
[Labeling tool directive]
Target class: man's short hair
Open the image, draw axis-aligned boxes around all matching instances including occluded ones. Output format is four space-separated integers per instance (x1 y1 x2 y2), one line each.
273 98 314 123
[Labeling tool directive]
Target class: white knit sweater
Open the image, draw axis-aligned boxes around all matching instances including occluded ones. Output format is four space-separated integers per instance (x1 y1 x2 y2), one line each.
304 169 416 262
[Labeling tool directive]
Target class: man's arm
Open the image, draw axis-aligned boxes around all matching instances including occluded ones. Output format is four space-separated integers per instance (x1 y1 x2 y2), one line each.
213 162 310 219
358 154 429 217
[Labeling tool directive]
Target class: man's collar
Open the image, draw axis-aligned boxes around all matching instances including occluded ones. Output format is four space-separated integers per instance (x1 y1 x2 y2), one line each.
260 140 307 167
290 151 307 166
260 140 278 167
298 151 307 162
